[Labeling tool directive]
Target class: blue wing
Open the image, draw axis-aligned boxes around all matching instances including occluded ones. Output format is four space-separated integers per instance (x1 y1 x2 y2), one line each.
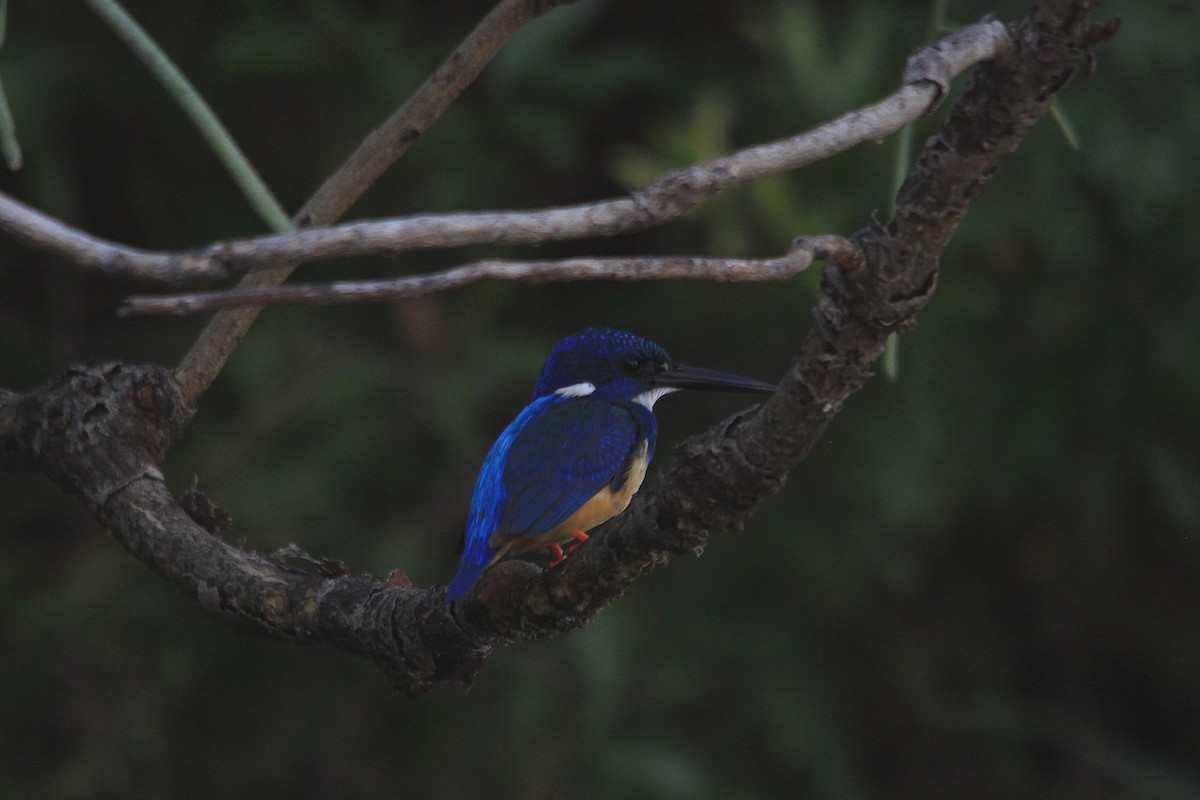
497 397 639 546
446 396 640 600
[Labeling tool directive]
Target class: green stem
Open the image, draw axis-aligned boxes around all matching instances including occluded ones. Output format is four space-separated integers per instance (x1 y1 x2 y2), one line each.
1049 102 1081 150
0 0 22 170
881 100 914 382
924 0 948 41
0 80 21 170
81 0 293 232
888 124 913 219
880 0 949 383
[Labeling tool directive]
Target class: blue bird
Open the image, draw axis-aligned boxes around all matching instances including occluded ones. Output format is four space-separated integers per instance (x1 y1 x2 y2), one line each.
446 327 776 601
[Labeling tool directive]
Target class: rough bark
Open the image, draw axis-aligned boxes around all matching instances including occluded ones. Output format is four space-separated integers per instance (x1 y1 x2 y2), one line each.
0 0 1105 695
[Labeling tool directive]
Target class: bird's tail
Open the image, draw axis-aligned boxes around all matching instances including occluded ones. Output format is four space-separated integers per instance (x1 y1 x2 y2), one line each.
445 548 490 601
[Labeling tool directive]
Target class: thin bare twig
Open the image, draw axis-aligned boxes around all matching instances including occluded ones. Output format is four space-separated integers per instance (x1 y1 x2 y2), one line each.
120 238 850 316
0 192 227 281
0 18 1009 292
165 20 1014 277
171 0 579 404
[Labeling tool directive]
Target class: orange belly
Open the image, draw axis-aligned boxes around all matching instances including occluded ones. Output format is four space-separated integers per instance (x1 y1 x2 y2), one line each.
509 440 650 553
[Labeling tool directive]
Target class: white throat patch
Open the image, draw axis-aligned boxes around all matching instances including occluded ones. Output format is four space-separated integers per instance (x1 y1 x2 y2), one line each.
633 387 678 410
554 382 596 398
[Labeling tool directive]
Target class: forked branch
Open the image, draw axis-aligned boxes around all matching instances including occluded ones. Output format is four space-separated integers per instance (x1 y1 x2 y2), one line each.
0 20 1009 292
0 0 1105 694
172 0 582 405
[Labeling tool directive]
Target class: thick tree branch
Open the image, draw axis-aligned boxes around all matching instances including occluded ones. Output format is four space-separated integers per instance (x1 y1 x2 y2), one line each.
1 0 1105 695
4 364 191 511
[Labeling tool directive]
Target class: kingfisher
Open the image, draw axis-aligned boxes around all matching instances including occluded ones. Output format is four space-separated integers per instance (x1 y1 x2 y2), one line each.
445 327 776 601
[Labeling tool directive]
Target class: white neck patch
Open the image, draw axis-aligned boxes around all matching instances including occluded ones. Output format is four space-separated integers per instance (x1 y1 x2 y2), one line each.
555 381 596 398
633 387 678 410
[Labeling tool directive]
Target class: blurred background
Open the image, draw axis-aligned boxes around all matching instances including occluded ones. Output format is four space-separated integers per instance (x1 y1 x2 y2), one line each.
1 0 1197 797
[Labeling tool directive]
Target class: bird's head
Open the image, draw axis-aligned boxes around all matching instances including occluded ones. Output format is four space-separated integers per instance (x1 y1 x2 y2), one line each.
532 327 776 408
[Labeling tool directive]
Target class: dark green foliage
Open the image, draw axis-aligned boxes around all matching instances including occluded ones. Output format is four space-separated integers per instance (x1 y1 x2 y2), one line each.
1 0 1196 797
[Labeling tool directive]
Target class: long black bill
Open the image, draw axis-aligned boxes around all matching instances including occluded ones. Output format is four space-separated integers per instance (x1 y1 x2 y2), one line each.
655 362 777 394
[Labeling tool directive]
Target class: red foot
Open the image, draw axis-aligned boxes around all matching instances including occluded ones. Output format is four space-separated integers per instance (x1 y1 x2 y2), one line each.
547 531 590 567
566 530 589 552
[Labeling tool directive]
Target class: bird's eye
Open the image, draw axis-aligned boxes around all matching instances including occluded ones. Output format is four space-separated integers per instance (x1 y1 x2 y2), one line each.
621 355 642 374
